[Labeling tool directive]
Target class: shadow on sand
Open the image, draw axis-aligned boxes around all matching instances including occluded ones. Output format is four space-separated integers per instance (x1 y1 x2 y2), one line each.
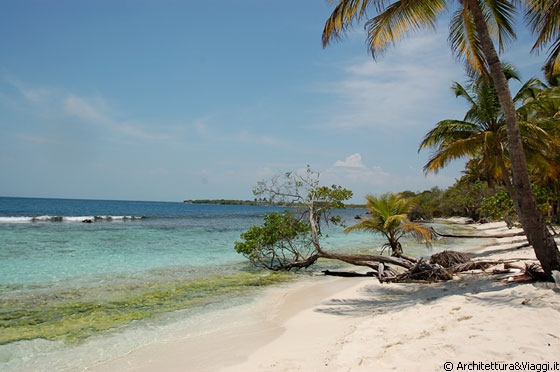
314 275 556 318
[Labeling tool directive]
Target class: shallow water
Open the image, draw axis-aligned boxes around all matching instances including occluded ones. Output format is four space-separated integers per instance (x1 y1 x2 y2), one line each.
0 197 476 371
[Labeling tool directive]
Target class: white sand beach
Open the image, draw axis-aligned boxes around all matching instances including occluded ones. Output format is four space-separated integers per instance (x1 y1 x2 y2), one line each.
88 221 560 372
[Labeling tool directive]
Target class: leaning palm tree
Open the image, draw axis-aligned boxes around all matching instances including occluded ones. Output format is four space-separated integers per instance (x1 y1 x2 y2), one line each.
344 193 435 260
322 0 560 277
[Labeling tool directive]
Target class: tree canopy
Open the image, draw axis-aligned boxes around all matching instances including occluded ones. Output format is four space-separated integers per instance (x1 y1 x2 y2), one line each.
235 167 353 270
344 193 436 259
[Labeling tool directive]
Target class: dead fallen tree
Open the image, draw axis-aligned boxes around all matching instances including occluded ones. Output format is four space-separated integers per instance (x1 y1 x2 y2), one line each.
430 227 525 239
316 249 544 283
322 270 374 277
276 245 545 283
285 250 414 278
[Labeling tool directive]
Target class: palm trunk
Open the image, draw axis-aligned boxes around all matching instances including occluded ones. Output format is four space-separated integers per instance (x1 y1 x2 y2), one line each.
496 147 517 202
468 0 560 277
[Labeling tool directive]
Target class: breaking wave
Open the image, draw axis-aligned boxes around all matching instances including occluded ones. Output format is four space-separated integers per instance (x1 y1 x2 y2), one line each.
0 215 144 223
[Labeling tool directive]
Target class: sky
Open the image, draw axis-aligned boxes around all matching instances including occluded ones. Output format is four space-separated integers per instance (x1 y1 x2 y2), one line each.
0 1 550 203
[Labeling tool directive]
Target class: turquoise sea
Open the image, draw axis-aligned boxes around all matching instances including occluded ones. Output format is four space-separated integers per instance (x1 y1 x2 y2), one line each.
0 197 474 371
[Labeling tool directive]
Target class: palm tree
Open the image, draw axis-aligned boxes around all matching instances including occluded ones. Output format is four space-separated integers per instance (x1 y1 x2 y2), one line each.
419 66 517 190
322 0 560 277
419 66 551 201
518 85 560 221
344 193 435 259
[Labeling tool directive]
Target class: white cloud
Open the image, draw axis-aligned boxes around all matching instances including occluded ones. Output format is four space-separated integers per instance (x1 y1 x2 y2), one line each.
326 154 390 190
118 121 175 142
192 115 216 137
17 134 57 144
322 152 461 202
328 164 390 185
257 167 276 178
325 166 454 202
192 116 286 148
236 130 280 146
63 93 174 142
149 168 170 176
315 28 464 133
4 75 55 104
63 94 110 124
334 153 365 168
2 75 178 143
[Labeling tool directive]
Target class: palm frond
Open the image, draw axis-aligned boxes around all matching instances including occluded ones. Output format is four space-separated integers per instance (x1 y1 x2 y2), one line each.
485 0 517 51
344 193 433 254
449 6 486 74
513 77 547 104
524 0 560 72
524 0 560 51
322 0 372 47
365 0 446 59
419 119 481 149
399 222 436 247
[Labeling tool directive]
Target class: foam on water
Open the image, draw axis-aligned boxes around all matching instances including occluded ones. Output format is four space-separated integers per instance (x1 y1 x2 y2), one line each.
0 215 143 223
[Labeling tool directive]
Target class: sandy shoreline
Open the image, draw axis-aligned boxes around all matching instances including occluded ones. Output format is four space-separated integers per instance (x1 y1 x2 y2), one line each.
88 221 560 371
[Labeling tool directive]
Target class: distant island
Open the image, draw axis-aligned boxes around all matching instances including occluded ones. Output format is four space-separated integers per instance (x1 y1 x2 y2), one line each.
184 199 365 208
184 199 263 205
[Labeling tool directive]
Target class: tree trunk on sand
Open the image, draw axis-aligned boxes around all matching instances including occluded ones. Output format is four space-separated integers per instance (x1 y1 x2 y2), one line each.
282 251 414 272
431 228 525 239
468 0 560 278
318 250 414 270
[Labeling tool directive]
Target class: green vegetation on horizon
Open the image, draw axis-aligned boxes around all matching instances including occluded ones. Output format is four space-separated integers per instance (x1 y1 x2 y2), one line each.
185 199 262 205
184 199 365 208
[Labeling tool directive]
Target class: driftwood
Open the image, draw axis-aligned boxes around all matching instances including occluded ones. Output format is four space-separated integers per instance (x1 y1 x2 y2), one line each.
317 250 415 270
431 227 525 239
322 270 374 277
378 263 385 282
450 260 495 272
281 250 413 281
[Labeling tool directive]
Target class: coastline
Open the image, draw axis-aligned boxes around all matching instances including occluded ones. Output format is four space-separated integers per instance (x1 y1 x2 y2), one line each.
85 276 363 372
87 220 560 371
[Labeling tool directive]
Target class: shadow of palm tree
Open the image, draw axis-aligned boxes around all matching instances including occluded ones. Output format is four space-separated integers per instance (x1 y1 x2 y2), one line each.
468 243 532 259
314 276 548 317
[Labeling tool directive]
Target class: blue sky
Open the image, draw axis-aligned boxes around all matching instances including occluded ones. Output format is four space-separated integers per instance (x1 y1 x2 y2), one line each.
0 1 550 203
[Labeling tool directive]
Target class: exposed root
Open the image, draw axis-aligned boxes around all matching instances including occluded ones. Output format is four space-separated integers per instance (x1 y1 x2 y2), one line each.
430 250 471 268
384 258 453 283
